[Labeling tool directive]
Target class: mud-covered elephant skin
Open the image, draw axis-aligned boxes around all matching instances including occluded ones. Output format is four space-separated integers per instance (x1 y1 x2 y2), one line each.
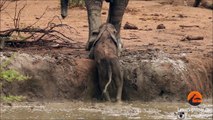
60 0 129 51
93 23 123 102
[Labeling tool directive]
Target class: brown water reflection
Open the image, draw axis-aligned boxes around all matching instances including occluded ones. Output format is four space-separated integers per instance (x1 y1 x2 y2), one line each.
1 100 212 119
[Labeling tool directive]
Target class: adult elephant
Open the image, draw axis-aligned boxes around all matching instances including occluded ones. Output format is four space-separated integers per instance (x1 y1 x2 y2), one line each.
60 0 129 51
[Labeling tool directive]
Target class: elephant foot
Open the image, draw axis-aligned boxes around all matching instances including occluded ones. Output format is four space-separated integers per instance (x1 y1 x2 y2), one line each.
116 99 122 104
103 91 111 102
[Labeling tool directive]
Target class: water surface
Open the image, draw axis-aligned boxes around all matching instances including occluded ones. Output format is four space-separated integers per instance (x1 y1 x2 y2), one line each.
1 100 212 119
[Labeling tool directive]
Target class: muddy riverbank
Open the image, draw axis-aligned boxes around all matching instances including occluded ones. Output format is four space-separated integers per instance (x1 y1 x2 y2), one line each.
1 49 212 102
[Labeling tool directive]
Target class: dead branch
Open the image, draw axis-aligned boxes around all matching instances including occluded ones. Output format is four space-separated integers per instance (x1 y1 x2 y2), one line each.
0 0 6 10
26 7 49 29
179 25 200 28
0 1 78 50
181 35 204 41
0 22 76 42
14 1 26 29
0 0 11 11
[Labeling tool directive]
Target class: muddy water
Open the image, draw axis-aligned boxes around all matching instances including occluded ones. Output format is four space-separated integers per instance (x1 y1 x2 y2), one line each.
1 100 212 120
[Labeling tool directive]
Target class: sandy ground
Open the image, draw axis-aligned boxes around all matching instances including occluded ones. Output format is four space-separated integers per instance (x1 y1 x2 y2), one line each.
0 0 212 59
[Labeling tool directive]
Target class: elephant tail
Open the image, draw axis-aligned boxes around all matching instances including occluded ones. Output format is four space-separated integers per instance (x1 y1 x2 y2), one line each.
103 64 112 94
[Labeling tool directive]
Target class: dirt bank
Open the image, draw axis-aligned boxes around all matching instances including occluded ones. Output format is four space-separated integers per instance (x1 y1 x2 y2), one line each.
1 49 212 101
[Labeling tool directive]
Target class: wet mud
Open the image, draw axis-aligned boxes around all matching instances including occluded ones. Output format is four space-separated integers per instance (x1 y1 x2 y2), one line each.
0 100 212 119
0 49 212 102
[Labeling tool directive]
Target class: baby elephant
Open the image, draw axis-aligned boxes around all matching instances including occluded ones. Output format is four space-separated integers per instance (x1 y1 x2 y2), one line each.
91 23 123 102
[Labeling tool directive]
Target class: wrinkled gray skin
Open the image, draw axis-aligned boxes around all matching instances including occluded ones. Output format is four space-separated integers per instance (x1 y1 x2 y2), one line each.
60 0 129 51
61 0 69 19
92 23 123 102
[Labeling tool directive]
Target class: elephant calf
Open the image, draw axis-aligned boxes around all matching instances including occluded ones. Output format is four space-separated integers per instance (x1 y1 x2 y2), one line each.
92 23 123 102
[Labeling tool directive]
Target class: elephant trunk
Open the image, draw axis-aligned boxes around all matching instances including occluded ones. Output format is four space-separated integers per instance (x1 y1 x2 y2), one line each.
60 0 69 19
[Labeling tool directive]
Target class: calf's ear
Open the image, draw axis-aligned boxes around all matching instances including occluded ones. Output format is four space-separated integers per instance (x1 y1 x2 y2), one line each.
92 26 106 47
110 31 118 47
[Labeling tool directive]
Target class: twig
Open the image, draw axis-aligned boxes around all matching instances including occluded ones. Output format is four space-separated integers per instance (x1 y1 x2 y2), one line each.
0 23 76 42
179 25 200 28
47 15 79 34
13 1 18 29
3 11 13 20
14 1 26 29
0 1 78 49
26 6 49 29
0 0 11 11
181 35 204 41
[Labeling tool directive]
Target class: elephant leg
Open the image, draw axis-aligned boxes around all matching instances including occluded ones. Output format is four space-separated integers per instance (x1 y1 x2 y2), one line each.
111 60 123 102
107 0 129 52
85 0 103 51
103 90 111 101
193 0 201 7
200 1 213 9
60 0 69 19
